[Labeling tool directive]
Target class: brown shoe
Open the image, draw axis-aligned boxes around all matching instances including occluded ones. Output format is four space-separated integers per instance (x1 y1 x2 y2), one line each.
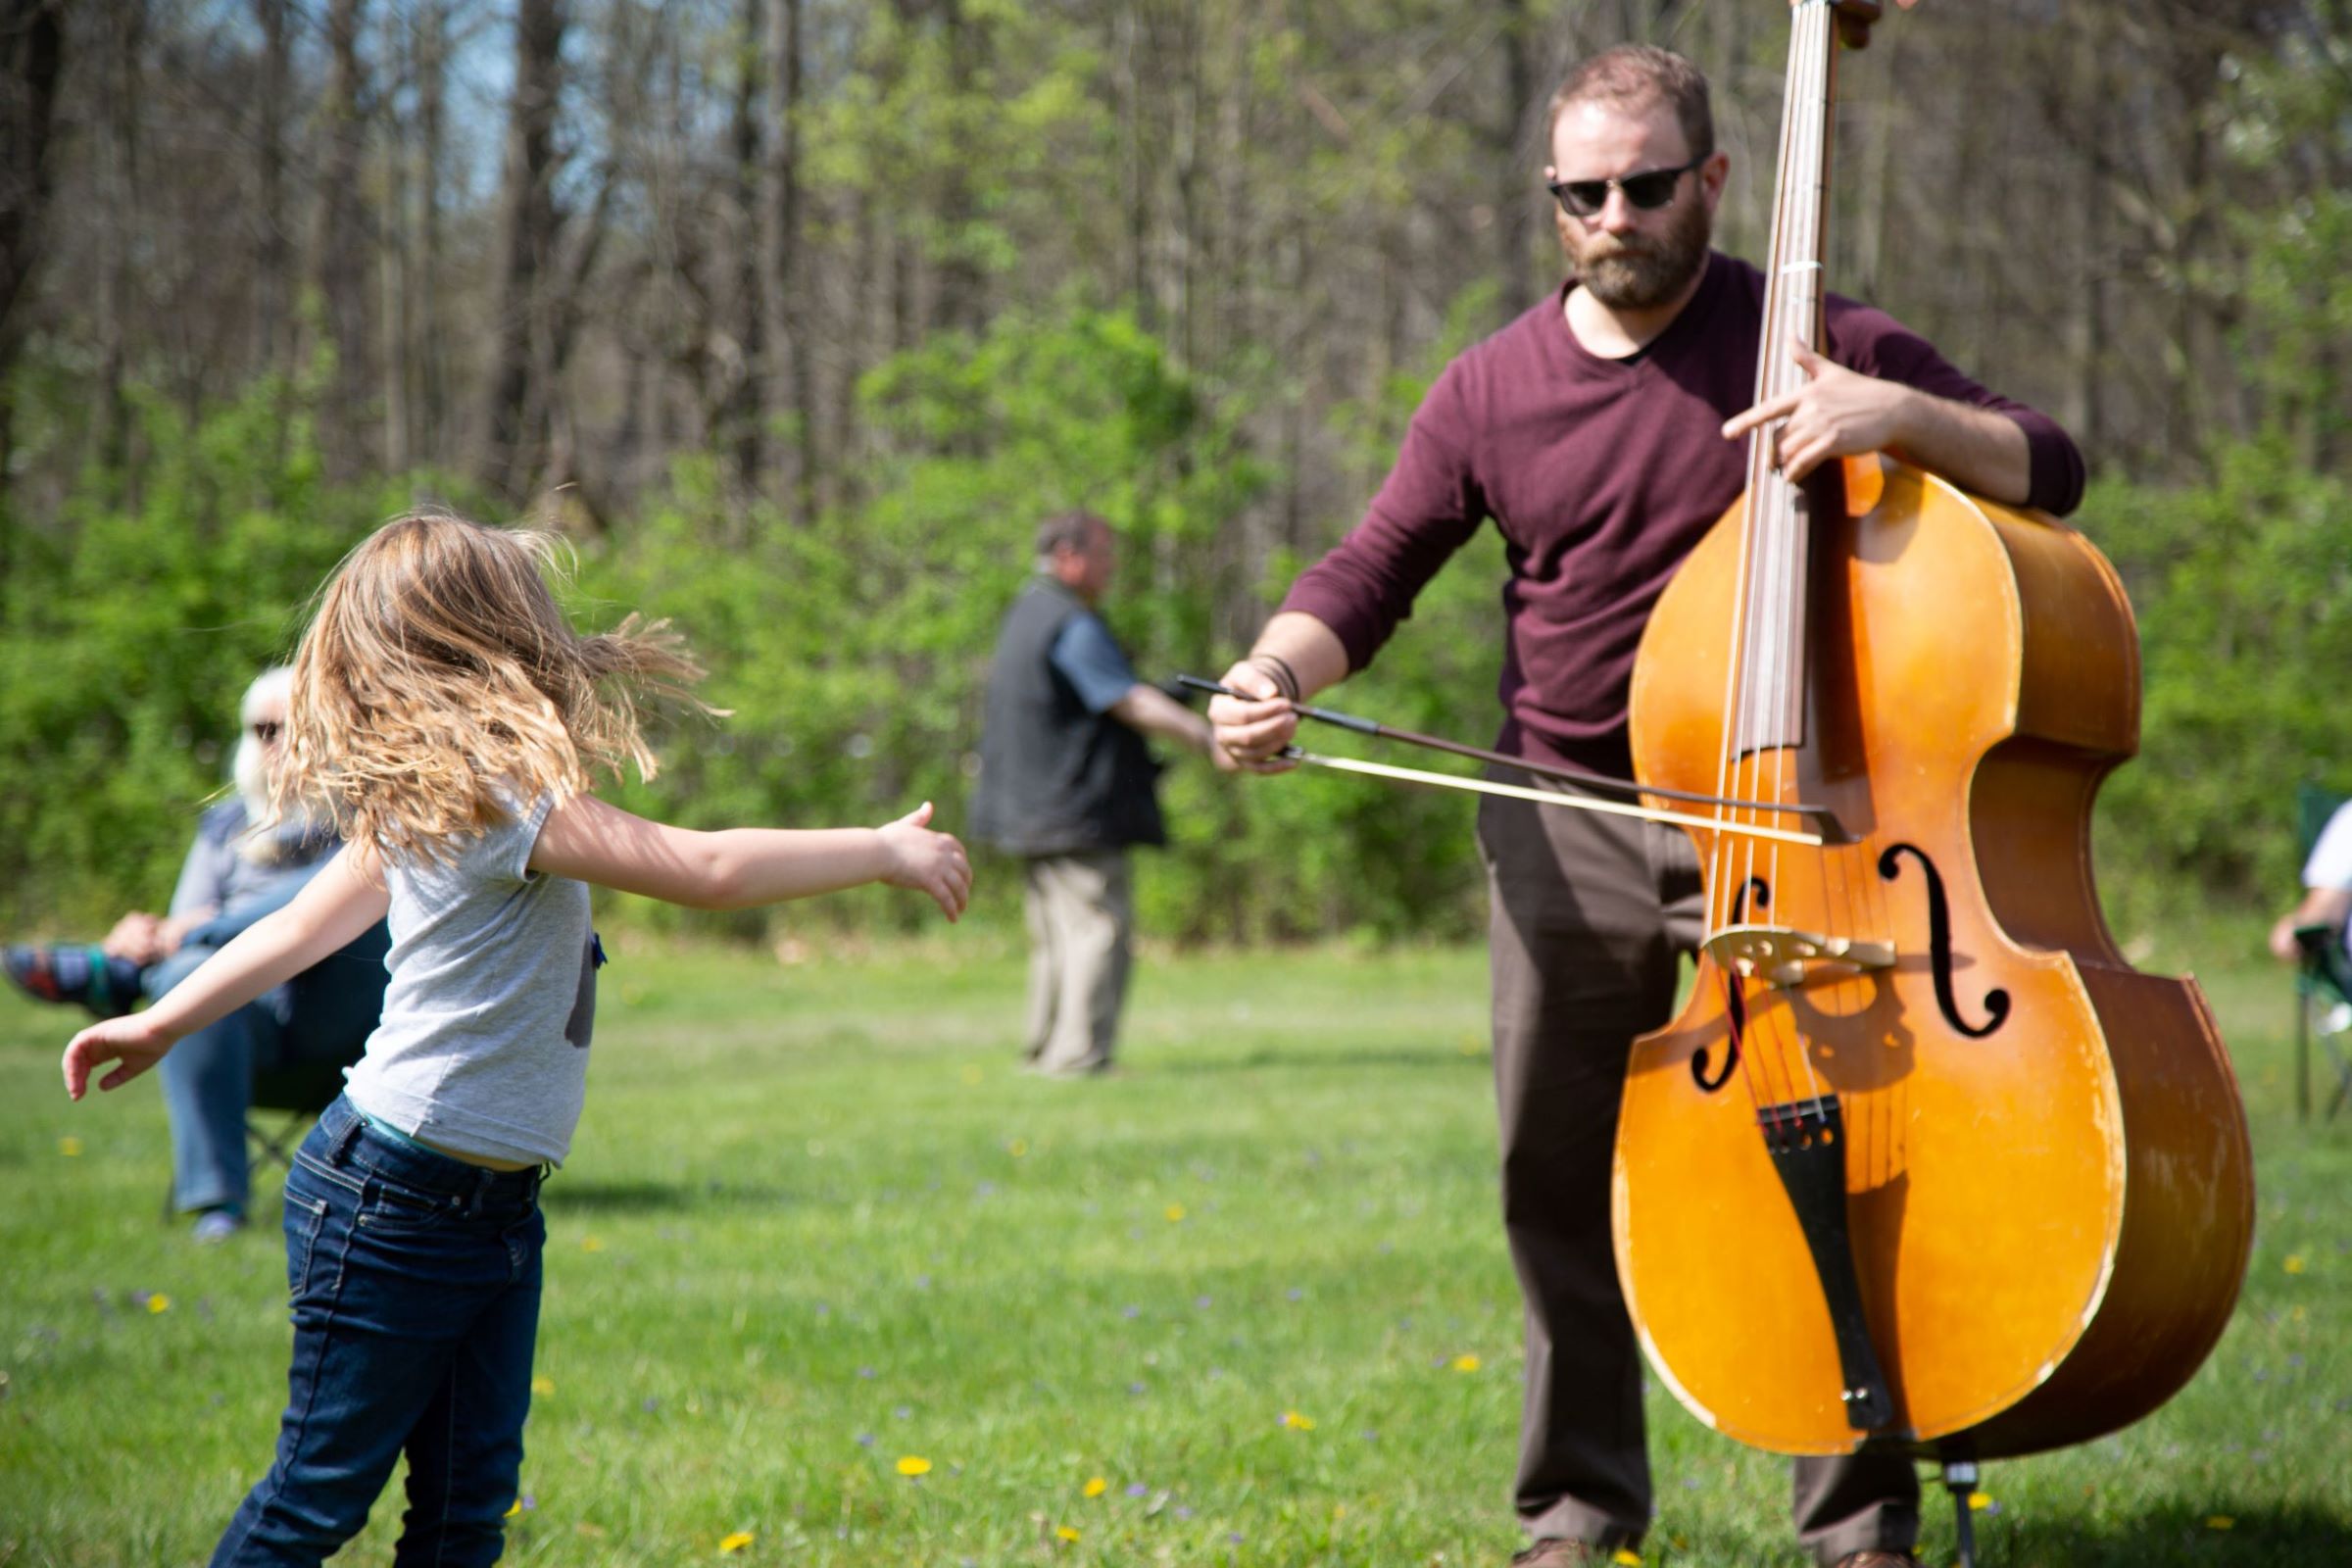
1510 1541 1602 1567
1834 1553 1925 1568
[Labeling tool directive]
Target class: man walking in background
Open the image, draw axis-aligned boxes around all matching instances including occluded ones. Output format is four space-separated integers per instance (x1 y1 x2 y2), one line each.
971 512 1224 1077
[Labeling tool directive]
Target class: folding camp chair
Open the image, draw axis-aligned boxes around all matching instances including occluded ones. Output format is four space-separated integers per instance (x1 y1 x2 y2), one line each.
2291 783 2352 1122
158 1058 349 1222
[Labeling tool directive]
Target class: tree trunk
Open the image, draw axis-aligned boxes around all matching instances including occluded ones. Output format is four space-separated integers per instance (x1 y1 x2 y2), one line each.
1493 0 1538 324
725 0 764 495
0 0 65 515
250 0 291 377
484 0 565 500
93 0 146 487
930 0 987 334
306 0 369 475
415 0 448 466
763 0 815 514
378 132 410 473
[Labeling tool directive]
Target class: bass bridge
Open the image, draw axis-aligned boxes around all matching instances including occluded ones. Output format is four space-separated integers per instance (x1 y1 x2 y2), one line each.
1704 924 1894 990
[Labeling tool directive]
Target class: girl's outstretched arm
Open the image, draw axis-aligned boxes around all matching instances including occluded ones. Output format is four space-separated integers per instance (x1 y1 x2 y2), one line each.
62 847 391 1100
530 794 973 920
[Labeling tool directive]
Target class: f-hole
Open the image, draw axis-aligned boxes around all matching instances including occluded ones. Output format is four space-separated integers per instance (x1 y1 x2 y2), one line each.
1878 844 2009 1039
1693 877 1772 1092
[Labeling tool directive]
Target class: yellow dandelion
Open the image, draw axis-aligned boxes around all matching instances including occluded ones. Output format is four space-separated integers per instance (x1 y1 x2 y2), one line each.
961 1064 984 1085
146 1294 171 1315
531 1376 556 1396
1452 1354 1482 1373
1083 1476 1108 1497
2283 1254 2307 1275
582 1236 606 1252
59 1136 82 1156
1968 1492 1992 1511
1281 1409 1316 1431
1055 1526 1081 1543
506 1498 524 1518
2292 1304 2308 1323
719 1531 757 1552
1613 1551 1644 1567
2206 1516 2235 1531
1165 1203 1187 1223
897 1455 933 1477
1008 1138 1030 1158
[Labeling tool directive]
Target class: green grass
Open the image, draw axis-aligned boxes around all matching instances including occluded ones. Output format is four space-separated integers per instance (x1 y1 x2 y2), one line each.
1 929 2346 1566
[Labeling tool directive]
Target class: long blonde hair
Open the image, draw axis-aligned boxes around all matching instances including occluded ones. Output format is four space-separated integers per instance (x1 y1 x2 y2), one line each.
276 510 705 863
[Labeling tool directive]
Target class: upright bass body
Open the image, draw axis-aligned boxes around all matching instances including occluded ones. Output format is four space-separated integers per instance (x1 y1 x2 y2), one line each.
1617 458 2253 1458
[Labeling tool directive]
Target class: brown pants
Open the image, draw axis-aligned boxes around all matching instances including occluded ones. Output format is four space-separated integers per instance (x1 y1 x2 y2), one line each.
1477 786 1918 1564
1021 850 1134 1075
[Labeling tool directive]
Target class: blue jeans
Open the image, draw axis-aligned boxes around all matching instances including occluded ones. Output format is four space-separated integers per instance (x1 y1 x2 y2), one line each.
155 925 388 1214
212 1097 545 1567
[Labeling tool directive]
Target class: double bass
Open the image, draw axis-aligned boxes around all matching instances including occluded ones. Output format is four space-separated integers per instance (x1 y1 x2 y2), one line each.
1614 0 2254 1515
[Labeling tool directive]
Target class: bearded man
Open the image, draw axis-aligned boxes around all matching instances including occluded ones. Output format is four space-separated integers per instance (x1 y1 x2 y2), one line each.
1208 42 2083 1568
5 667 388 1240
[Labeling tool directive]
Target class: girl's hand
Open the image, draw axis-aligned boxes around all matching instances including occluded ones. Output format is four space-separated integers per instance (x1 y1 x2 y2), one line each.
63 1013 180 1100
877 802 973 921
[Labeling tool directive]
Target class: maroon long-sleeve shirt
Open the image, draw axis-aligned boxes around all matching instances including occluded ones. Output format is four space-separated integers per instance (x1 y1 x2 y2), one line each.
1280 251 2086 777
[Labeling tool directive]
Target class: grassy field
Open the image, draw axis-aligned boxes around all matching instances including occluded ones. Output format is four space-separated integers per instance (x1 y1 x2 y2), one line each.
1 928 2345 1566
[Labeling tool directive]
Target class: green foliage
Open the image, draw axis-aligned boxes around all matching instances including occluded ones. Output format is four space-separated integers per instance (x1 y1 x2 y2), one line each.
573 295 1516 946
0 381 441 932
2086 442 2352 929
2221 26 2352 461
12 296 2347 950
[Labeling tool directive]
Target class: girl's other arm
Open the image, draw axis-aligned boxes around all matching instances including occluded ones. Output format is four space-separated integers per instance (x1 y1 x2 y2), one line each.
63 847 391 1100
530 794 973 920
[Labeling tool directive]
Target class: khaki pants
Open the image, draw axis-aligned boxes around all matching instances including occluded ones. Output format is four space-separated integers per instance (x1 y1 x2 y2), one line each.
1478 784 1918 1565
1021 850 1133 1076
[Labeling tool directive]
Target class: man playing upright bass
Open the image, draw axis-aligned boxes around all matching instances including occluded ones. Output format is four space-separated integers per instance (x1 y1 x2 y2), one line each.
1209 28 2083 1568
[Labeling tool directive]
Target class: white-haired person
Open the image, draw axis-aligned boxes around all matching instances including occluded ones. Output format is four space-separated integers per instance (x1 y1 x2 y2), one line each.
6 667 389 1241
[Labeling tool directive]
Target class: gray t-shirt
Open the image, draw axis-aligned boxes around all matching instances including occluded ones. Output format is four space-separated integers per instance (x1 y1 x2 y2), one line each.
343 792 599 1166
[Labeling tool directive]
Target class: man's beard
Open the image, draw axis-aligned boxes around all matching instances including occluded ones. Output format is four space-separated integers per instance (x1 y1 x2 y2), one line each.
232 730 273 822
231 731 318 862
1567 194 1711 312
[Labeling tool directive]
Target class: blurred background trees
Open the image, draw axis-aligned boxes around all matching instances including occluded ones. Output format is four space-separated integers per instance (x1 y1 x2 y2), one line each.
4 0 2349 943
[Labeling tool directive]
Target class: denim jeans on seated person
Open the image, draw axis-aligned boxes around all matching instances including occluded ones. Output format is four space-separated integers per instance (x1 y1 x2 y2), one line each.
212 1096 545 1567
155 921 390 1215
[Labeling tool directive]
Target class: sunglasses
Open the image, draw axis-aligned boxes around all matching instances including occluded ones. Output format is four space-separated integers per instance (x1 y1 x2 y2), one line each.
1547 155 1707 219
249 720 283 743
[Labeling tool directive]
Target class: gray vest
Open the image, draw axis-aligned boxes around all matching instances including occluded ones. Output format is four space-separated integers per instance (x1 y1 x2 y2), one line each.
969 579 1166 857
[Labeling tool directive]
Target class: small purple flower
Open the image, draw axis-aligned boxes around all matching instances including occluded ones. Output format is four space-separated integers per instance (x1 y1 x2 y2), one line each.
642 1397 661 1412
858 1366 877 1379
1285 1288 1303 1302
1127 1483 1150 1497
1129 1382 1147 1396
1176 1506 1194 1520
1122 1304 1142 1319
857 1432 876 1447
1196 1296 1213 1309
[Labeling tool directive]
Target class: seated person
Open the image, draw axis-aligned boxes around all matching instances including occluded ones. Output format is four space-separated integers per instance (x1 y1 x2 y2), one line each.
5 668 388 1241
2270 798 2352 966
